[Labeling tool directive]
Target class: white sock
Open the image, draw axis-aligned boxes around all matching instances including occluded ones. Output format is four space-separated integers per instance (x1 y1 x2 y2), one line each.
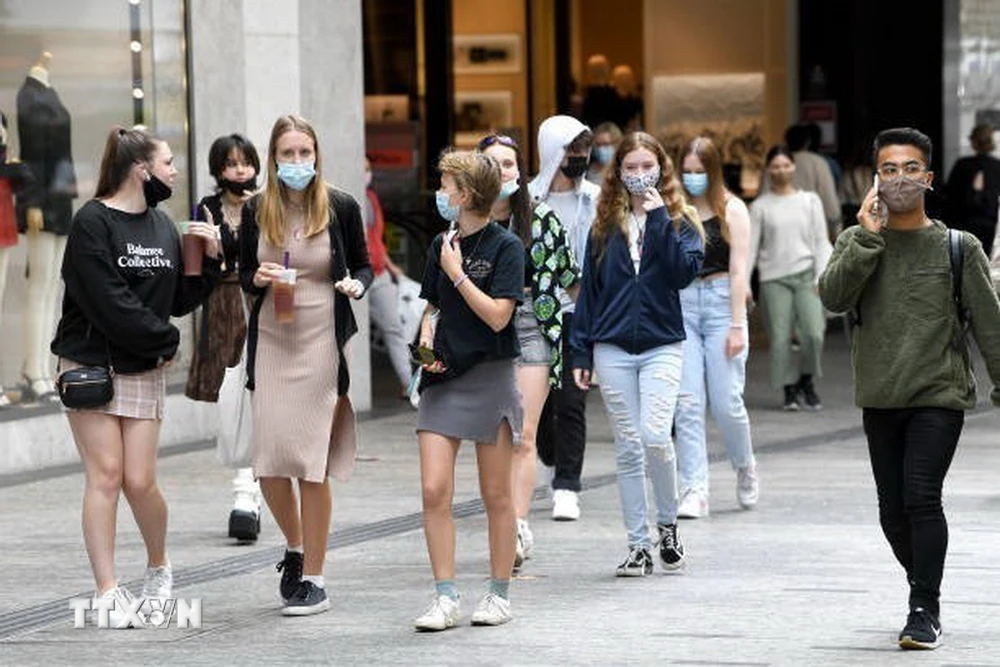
287 545 304 554
302 575 325 589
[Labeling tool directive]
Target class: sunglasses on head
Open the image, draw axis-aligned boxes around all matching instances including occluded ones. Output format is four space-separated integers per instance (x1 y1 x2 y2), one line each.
477 134 518 151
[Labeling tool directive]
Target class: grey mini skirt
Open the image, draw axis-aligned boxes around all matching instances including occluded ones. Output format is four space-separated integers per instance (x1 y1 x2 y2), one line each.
417 359 523 445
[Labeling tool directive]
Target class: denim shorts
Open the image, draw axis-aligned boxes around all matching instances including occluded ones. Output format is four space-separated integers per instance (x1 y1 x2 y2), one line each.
514 299 552 366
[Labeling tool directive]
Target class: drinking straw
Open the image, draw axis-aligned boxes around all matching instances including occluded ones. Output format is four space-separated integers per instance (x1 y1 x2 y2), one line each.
283 250 290 269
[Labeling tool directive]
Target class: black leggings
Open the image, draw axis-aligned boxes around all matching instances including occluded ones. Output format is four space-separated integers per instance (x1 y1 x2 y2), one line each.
863 407 963 615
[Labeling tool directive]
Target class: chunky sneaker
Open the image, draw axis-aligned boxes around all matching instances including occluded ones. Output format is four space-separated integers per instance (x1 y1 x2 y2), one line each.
898 608 942 650
736 465 760 509
615 546 653 577
470 592 512 626
229 492 261 542
677 488 709 519
140 563 173 614
552 489 581 521
94 586 145 629
276 550 304 604
782 385 800 411
797 376 822 411
657 523 686 571
414 594 460 632
282 580 330 616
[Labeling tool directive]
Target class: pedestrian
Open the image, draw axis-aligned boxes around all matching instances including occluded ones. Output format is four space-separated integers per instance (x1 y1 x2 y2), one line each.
819 127 1000 650
478 133 581 570
675 136 757 519
529 115 600 522
51 126 222 628
766 124 841 239
945 123 1000 255
587 121 623 186
570 131 704 577
239 114 372 617
184 133 262 543
610 65 643 132
362 155 412 399
581 54 618 129
749 145 832 411
412 150 524 631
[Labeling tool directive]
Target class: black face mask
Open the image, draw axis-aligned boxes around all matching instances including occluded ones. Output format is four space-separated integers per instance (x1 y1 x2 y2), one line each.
560 156 589 180
143 174 173 208
219 177 257 196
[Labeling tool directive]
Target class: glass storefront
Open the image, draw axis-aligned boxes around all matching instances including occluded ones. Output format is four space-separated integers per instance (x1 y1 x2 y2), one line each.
0 0 190 415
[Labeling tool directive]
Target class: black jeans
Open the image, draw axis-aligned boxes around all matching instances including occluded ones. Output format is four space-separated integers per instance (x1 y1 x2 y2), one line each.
863 407 963 616
536 311 588 492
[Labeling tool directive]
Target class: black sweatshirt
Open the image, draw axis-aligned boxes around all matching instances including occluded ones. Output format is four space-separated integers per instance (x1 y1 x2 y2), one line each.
51 199 220 372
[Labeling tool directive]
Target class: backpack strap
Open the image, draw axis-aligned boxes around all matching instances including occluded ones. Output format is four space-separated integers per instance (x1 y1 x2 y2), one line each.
948 228 970 349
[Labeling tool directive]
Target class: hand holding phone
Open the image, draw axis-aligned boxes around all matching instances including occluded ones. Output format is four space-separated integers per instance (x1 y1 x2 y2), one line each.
856 173 883 233
409 343 446 374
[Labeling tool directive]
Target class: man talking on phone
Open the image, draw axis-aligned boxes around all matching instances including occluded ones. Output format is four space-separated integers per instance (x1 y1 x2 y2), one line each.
819 127 1000 650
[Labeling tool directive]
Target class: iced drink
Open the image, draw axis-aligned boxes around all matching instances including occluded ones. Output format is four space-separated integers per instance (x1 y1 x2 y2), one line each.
273 268 297 323
182 224 204 276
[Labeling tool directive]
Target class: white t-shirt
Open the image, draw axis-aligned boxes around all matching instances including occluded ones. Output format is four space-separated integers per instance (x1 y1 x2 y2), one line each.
546 190 583 312
628 211 646 273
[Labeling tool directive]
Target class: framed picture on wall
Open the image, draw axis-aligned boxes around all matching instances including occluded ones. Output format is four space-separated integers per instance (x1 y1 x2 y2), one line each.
453 90 513 147
453 34 521 74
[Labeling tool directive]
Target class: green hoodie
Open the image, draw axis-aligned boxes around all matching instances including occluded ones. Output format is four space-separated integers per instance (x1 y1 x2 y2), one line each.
819 220 1000 410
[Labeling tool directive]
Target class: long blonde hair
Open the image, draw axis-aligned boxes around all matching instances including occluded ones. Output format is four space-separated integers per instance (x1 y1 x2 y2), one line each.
257 115 330 248
593 131 703 260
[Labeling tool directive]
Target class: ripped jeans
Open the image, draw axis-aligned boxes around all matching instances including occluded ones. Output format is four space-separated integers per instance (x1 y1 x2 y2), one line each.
593 342 683 548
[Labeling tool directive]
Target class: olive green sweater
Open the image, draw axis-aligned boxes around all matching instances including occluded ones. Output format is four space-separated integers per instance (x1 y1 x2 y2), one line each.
819 220 1000 410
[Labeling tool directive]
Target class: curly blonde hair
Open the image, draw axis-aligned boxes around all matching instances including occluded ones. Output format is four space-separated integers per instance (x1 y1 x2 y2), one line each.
592 132 703 261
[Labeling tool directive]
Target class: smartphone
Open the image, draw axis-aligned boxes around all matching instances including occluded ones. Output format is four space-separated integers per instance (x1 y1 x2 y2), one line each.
408 342 441 367
871 174 884 225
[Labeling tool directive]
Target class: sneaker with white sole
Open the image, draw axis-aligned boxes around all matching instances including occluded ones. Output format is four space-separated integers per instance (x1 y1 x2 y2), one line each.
141 563 173 602
282 581 330 616
414 594 460 632
514 518 533 570
551 489 580 521
94 586 146 629
657 523 686 571
677 488 709 519
736 464 759 509
615 546 653 577
470 592 512 626
898 607 942 650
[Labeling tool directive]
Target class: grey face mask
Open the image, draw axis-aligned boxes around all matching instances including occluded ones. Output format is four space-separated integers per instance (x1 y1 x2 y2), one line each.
878 175 930 213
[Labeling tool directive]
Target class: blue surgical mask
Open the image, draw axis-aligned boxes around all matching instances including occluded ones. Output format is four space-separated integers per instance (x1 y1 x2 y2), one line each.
276 161 316 191
498 180 519 201
436 190 460 221
682 172 709 197
594 145 615 165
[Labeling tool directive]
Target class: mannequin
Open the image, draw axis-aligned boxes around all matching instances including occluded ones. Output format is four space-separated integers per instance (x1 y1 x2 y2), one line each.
15 52 78 401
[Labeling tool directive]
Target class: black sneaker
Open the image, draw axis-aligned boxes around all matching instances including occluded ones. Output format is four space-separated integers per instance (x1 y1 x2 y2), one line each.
898 608 942 650
276 550 304 603
281 581 330 616
228 509 260 543
782 385 800 411
657 523 686 571
797 376 822 411
615 546 653 577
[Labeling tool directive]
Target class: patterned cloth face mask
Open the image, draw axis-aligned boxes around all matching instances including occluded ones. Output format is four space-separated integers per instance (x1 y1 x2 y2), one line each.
621 167 661 195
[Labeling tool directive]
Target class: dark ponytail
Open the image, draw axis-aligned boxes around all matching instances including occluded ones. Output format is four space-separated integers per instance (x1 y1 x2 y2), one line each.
94 126 161 198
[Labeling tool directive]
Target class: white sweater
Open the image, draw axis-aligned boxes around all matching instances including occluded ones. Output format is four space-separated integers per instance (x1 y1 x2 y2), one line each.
749 190 833 284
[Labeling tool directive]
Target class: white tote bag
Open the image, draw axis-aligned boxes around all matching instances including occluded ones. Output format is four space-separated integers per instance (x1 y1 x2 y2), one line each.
216 347 253 469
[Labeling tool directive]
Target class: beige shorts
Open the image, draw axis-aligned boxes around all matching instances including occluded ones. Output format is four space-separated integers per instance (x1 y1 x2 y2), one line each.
59 358 167 421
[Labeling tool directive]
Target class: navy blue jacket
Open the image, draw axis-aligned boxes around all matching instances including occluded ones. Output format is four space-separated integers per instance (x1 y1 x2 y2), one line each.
570 206 704 371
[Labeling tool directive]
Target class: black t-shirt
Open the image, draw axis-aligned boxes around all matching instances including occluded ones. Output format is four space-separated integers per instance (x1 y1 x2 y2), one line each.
419 222 524 389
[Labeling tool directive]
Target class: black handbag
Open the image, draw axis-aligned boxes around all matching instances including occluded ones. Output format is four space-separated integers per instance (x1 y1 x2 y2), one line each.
56 341 115 409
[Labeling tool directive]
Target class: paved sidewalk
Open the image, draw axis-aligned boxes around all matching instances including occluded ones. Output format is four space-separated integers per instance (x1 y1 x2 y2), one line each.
1 333 999 665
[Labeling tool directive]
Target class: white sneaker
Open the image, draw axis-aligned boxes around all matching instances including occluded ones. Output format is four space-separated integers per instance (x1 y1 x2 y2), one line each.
414 594 460 632
470 592 512 626
141 563 173 601
737 464 759 509
94 586 145 629
518 519 534 560
677 488 709 519
551 489 580 521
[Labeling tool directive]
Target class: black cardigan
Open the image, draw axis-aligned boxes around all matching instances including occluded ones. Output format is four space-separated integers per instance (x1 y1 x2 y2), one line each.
195 193 240 275
239 187 373 396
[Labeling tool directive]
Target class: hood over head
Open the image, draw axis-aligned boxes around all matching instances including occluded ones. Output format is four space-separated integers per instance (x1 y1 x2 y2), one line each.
528 115 590 201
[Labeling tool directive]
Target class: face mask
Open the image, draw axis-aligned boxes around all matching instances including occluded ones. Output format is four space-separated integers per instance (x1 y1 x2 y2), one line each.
594 145 615 165
436 190 460 222
621 168 661 195
276 161 316 191
682 172 709 197
498 179 519 201
770 171 794 187
560 156 589 179
143 173 173 207
878 175 930 214
219 177 257 196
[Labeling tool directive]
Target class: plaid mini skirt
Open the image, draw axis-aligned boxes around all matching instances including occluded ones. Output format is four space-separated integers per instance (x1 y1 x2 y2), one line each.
59 358 167 420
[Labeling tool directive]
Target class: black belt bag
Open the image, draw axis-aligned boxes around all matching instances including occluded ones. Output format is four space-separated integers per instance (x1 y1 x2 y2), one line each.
56 365 115 409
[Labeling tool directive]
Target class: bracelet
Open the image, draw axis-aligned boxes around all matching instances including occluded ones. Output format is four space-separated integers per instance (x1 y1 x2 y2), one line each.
453 273 469 289
730 322 746 329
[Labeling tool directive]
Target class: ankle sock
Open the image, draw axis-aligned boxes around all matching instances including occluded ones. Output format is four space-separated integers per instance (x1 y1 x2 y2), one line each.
302 575 325 589
489 578 510 600
287 545 304 554
435 580 458 601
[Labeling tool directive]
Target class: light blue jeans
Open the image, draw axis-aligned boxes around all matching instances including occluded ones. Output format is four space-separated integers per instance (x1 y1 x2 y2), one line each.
593 342 683 548
675 278 754 495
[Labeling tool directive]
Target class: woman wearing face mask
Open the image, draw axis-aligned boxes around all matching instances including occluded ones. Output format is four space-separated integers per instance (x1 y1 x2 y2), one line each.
674 137 757 519
749 145 833 411
478 133 580 570
587 121 623 185
240 115 372 617
570 132 704 577
51 126 221 627
413 151 524 631
184 134 263 542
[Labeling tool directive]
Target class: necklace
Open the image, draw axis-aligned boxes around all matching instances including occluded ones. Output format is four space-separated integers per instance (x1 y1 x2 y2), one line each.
220 200 242 235
630 211 646 255
460 223 490 267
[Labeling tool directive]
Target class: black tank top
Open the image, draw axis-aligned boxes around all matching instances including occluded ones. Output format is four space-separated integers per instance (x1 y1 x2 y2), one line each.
698 216 730 277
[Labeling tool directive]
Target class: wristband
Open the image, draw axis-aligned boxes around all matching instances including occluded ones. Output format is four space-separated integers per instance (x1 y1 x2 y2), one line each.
730 322 746 329
453 273 468 289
